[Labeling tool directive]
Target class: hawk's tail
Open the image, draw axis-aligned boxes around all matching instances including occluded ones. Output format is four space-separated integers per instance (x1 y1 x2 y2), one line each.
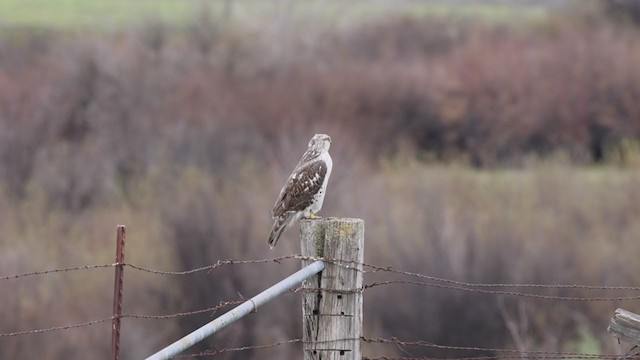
268 212 296 249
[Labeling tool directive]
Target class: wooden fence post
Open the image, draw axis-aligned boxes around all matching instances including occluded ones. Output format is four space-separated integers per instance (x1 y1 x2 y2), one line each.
300 218 364 360
608 308 640 347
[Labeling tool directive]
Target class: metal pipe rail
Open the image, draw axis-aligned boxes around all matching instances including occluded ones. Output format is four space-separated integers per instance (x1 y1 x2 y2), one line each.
146 260 326 360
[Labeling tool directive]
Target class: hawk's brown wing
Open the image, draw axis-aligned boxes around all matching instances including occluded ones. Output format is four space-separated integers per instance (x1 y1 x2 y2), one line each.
272 160 327 218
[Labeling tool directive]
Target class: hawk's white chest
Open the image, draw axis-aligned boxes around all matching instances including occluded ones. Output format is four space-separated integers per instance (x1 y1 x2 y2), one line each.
307 151 332 215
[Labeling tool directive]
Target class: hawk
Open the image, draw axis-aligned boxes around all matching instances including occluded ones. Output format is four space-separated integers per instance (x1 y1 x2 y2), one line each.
268 134 333 249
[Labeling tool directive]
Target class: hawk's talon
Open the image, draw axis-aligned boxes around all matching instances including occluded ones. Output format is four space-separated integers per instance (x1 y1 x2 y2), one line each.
304 214 322 220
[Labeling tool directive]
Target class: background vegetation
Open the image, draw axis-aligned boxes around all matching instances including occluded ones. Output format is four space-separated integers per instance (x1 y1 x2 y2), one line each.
0 0 639 358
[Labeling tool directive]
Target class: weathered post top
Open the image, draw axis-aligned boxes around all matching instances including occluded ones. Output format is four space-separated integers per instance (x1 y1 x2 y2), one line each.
300 217 364 360
301 217 363 258
608 308 640 347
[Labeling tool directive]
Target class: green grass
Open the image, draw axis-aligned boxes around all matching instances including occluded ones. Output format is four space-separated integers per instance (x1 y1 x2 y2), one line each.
406 3 549 22
0 0 201 29
0 0 551 30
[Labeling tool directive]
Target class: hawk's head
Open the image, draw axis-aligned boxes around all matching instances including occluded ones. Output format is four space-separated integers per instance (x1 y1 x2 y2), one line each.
308 134 331 153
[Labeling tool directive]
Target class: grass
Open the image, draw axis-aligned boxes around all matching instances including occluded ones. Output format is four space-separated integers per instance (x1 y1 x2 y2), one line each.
3 160 638 358
406 2 550 23
0 0 553 30
0 0 201 29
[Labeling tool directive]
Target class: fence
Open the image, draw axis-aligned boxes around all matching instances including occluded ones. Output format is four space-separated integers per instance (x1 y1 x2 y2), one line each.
1 218 640 359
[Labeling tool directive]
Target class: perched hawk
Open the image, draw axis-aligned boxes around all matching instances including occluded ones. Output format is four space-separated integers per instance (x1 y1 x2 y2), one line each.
268 134 333 248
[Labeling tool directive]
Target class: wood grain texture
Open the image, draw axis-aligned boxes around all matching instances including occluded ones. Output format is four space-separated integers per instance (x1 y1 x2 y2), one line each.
301 218 364 360
608 308 640 346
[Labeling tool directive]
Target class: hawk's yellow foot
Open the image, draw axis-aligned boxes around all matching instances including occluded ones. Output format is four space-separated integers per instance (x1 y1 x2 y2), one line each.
304 213 322 220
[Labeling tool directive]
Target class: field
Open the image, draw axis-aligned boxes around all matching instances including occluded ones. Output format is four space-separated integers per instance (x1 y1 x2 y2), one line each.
0 0 553 29
1 0 640 359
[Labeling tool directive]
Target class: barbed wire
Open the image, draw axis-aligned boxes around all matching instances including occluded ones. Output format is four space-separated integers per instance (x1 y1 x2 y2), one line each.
0 256 302 282
0 300 244 337
172 338 302 358
2 254 639 342
0 263 116 280
363 280 640 301
361 337 617 359
293 255 640 293
3 255 640 294
125 255 299 276
159 336 625 359
361 263 640 292
291 282 640 301
299 256 640 294
122 300 245 320
172 336 632 360
0 317 114 337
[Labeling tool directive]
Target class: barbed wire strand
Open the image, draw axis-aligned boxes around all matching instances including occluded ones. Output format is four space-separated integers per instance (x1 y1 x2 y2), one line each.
3 255 639 293
362 337 616 359
0 256 301 281
0 317 114 337
0 319 627 360
0 264 116 280
122 300 245 320
363 280 640 301
2 255 639 341
284 255 640 293
296 256 640 292
172 338 302 358
0 300 244 337
124 255 300 276
360 262 640 292
290 281 640 301
164 336 622 359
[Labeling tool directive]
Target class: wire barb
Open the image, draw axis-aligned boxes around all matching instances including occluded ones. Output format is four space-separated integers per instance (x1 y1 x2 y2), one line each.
171 338 303 358
124 255 301 275
364 280 640 301
0 264 116 280
361 337 620 359
121 300 244 320
0 317 114 337
2 253 640 359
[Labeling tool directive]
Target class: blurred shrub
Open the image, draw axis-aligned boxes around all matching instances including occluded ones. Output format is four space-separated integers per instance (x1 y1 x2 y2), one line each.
2 10 640 192
1 7 640 359
358 160 640 357
604 0 640 24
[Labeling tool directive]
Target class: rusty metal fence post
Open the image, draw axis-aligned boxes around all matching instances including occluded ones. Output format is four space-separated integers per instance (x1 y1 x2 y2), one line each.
110 225 126 360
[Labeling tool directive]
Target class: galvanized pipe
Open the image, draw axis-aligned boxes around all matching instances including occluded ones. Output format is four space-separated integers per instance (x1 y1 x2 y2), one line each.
146 260 325 360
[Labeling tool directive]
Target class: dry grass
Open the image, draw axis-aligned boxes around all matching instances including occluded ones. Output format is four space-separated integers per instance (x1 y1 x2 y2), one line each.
2 160 640 358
